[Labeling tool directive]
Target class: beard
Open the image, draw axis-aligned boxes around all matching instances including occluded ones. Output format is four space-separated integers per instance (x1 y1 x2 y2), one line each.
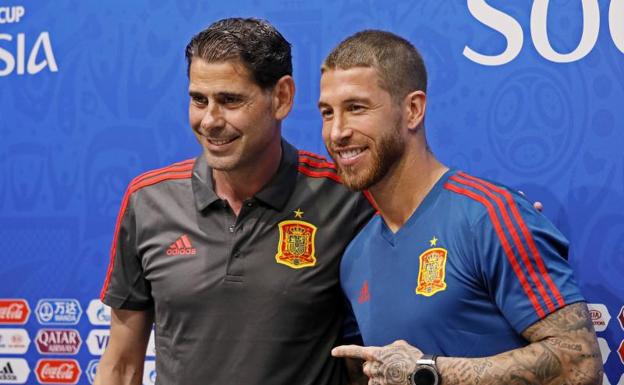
329 119 405 191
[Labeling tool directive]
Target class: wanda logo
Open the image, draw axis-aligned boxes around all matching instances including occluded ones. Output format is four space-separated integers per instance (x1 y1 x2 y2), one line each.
0 299 30 324
35 359 81 384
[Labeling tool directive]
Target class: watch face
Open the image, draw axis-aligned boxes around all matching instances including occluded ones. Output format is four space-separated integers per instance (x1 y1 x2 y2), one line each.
412 366 438 385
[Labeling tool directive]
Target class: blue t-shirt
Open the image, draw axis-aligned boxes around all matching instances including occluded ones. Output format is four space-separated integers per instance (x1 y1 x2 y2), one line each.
341 169 584 357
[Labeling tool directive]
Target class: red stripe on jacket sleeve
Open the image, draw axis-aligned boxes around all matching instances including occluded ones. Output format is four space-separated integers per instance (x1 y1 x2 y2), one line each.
444 182 546 319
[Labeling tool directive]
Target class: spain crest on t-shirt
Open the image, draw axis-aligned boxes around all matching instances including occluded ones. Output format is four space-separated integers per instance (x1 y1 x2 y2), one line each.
415 247 448 296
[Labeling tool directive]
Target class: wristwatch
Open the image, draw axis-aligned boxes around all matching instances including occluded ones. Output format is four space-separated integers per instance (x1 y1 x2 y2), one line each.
408 354 440 385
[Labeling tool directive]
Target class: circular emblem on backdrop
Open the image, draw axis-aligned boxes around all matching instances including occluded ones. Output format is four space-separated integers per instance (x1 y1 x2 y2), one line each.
486 67 587 177
37 303 54 323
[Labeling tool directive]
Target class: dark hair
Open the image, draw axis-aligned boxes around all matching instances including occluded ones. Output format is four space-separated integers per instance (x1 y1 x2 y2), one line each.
185 17 292 89
322 30 427 100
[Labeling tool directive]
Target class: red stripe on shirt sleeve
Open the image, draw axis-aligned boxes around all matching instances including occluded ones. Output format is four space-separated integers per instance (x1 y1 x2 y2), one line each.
297 165 342 183
298 150 329 161
457 171 565 309
298 156 337 170
444 182 546 319
451 174 557 313
99 170 193 301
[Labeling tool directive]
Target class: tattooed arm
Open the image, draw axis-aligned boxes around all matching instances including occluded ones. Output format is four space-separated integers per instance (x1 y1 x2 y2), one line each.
332 302 602 385
438 302 602 385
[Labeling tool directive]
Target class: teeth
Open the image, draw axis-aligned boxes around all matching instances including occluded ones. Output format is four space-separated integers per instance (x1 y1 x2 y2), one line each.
209 138 236 145
339 149 364 159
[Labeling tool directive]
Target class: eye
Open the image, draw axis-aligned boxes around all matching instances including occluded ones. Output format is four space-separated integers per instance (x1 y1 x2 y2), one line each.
319 108 333 120
190 94 207 106
347 104 366 113
219 94 244 106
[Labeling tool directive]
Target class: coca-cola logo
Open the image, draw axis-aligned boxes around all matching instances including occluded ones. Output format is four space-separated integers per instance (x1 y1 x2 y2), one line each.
0 299 30 324
36 329 81 355
35 359 81 384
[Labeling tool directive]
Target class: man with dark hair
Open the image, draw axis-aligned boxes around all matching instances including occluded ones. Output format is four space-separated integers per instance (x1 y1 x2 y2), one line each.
95 18 374 385
319 30 602 385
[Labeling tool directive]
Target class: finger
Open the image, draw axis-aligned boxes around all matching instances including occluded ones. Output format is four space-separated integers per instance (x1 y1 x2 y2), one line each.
332 345 378 361
362 360 381 377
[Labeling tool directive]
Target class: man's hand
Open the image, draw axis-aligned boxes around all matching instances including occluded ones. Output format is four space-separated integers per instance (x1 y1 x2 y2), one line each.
333 340 423 385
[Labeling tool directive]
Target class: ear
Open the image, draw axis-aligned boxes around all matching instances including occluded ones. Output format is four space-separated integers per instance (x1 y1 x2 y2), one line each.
272 75 295 121
404 90 426 131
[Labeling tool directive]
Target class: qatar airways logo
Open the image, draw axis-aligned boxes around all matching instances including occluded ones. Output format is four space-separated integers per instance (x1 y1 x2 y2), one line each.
0 5 58 76
464 0 624 65
35 329 82 355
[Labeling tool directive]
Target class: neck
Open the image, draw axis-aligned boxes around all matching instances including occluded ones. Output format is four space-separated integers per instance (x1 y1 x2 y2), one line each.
212 140 282 216
370 140 448 233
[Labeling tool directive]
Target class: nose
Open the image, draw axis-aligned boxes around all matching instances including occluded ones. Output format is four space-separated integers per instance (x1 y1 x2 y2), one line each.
199 103 225 133
327 113 352 144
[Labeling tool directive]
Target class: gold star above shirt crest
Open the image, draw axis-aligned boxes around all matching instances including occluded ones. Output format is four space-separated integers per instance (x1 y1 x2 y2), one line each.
293 208 304 218
430 236 438 246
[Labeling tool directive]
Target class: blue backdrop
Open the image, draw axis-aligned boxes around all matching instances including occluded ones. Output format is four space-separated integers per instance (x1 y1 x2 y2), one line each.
1 1 623 384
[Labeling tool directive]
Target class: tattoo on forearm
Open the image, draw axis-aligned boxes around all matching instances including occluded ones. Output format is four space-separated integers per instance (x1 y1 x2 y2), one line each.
438 302 602 385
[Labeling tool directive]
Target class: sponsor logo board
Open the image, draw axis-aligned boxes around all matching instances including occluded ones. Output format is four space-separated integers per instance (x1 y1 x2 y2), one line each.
85 360 99 384
35 359 81 384
142 361 156 385
0 329 30 354
146 330 155 357
0 358 30 384
86 300 111 326
86 329 109 355
588 303 611 332
35 299 82 325
597 337 611 365
0 299 30 325
36 329 81 355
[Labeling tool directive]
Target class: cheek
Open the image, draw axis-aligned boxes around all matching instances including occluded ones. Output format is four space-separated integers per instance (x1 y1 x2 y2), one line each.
321 123 331 142
188 108 202 127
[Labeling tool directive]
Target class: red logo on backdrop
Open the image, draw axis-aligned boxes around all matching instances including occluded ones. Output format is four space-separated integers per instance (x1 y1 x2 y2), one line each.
35 359 81 384
589 309 601 320
618 340 624 365
0 299 30 324
36 329 82 355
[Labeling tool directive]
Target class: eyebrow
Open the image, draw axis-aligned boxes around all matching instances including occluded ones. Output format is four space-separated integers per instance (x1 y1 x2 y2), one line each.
317 97 371 109
188 90 245 99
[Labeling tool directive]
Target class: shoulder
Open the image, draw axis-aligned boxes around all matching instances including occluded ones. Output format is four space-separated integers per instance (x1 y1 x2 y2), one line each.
127 158 195 195
442 170 537 227
345 215 382 251
295 150 377 211
296 150 341 183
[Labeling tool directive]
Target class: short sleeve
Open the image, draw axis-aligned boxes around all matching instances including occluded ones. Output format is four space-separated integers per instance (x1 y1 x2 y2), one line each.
473 193 584 334
100 189 153 310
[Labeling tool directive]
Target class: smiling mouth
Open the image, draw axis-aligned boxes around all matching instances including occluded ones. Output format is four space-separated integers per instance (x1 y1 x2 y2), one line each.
337 148 365 159
207 137 238 146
